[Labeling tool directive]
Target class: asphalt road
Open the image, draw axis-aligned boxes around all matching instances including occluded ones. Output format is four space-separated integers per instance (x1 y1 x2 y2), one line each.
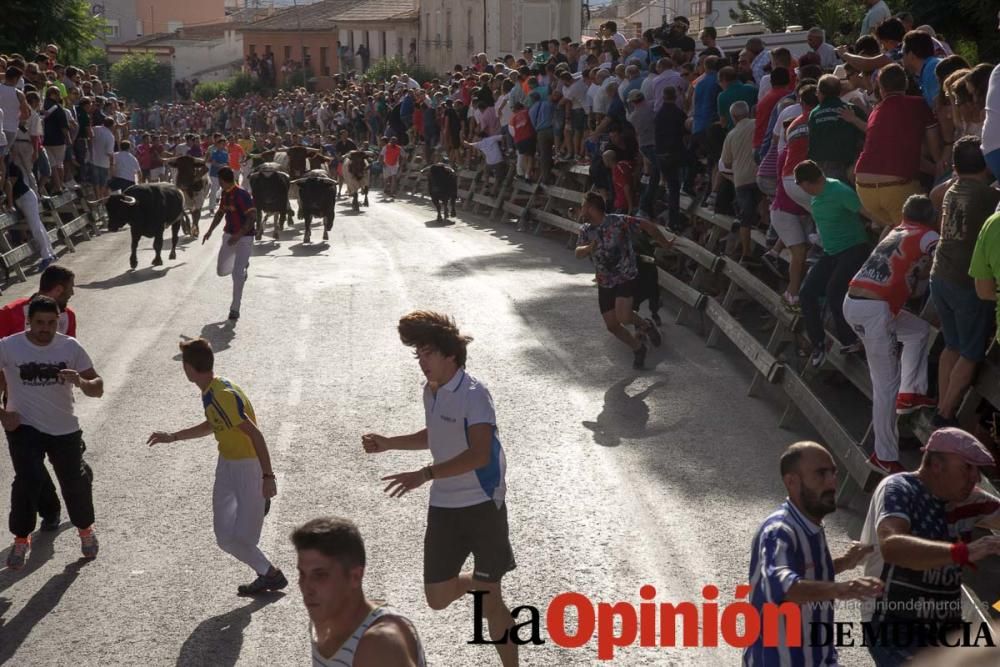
0 189 874 666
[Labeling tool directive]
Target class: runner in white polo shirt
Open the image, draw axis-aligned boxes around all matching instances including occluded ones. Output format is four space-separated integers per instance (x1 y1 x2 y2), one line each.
362 310 517 667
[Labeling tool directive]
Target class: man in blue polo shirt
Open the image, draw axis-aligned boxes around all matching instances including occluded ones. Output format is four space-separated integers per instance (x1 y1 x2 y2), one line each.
744 441 883 667
363 310 517 667
202 167 256 321
207 136 230 210
901 30 940 109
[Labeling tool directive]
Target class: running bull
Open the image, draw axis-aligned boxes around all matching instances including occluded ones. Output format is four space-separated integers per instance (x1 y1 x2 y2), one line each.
342 150 370 211
423 162 457 221
106 183 186 269
248 162 292 240
291 170 337 243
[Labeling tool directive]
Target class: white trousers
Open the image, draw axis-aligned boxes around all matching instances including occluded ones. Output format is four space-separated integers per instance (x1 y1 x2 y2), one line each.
209 175 221 209
212 456 272 575
843 296 930 462
15 189 55 261
217 233 253 313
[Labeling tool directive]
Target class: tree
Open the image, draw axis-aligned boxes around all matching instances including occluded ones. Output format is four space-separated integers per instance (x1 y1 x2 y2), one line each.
0 0 106 65
109 54 173 106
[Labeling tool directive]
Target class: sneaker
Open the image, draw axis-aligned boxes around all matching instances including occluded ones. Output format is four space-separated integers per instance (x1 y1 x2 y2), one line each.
36 257 55 272
896 393 936 415
809 345 826 369
237 568 289 596
39 514 61 532
760 253 785 279
839 340 864 356
6 537 30 570
781 291 801 313
642 318 662 347
228 310 240 321
868 454 906 474
632 344 647 370
931 413 960 429
79 527 98 559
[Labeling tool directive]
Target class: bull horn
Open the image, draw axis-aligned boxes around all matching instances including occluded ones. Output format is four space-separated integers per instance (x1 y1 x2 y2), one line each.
120 195 137 205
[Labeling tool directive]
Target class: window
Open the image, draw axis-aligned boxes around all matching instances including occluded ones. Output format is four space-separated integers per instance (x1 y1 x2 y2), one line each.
136 19 143 37
466 8 473 50
264 44 272 54
167 20 183 33
320 46 328 75
106 19 120 40
381 32 387 57
445 10 452 46
249 44 256 55
284 45 292 62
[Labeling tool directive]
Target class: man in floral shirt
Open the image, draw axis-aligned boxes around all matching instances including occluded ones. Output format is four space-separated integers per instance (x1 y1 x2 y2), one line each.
576 191 673 369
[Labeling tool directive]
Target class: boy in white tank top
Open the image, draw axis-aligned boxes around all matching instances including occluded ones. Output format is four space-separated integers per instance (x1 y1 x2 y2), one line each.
292 517 425 667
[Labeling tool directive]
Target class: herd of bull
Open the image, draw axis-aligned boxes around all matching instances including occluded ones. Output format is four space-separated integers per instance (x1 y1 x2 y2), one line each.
102 148 460 270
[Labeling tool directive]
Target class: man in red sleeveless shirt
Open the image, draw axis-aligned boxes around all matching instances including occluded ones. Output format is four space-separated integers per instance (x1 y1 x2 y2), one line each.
842 195 938 473
0 264 77 530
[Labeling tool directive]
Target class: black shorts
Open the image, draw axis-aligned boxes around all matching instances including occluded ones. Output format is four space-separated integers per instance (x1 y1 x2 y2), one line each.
598 277 639 313
424 501 516 584
515 137 536 155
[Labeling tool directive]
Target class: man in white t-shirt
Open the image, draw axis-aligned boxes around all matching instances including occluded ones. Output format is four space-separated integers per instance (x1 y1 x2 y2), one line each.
109 139 140 192
90 117 116 199
465 133 506 196
363 311 516 667
2 295 104 570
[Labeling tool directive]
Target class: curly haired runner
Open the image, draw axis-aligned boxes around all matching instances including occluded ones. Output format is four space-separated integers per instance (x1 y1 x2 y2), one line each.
362 311 518 667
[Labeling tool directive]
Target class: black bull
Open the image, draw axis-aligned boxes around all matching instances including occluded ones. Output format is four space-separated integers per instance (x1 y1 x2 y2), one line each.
426 164 457 220
106 183 186 269
249 165 292 240
291 170 337 242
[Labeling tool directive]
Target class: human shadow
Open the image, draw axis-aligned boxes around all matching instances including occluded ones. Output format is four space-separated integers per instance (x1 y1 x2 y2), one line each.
76 263 187 290
175 593 284 667
0 559 90 663
252 239 282 256
582 376 671 447
424 218 456 228
0 523 74 596
287 242 329 256
175 320 237 357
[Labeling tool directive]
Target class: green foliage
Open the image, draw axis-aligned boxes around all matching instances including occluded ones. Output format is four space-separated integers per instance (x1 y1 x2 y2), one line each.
283 67 314 91
953 39 979 68
109 54 173 106
192 73 266 102
0 0 106 64
362 56 436 86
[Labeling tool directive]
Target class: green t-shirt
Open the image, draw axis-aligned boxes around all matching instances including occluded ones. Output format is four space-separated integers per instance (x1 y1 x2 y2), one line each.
968 211 1000 338
807 98 866 165
718 82 757 128
811 178 869 255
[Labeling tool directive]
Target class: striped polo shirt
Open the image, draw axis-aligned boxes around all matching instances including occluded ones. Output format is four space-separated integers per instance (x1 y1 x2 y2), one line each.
744 499 837 667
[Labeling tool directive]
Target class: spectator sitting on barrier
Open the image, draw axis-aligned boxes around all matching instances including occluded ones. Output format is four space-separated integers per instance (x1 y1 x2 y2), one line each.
744 441 882 667
720 100 760 265
930 138 999 429
843 195 939 473
794 160 871 368
859 428 1000 665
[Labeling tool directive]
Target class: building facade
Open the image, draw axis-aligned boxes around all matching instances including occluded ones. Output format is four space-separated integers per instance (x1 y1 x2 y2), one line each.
134 0 227 36
89 0 139 44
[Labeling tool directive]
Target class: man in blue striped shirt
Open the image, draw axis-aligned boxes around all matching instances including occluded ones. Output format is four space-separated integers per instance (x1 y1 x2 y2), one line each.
744 442 883 666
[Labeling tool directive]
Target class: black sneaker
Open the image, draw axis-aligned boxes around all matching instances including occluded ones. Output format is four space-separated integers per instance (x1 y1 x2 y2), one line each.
642 319 662 347
237 569 288 596
931 413 960 429
632 344 647 370
39 515 61 532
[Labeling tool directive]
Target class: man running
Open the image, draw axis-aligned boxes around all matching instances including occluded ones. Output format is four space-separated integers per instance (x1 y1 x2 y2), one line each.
147 338 286 595
0 264 77 533
202 166 256 321
575 191 672 369
3 295 103 569
362 310 518 667
293 517 426 666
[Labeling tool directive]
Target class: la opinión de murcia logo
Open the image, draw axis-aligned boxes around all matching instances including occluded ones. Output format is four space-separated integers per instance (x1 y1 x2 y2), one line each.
466 587 1000 661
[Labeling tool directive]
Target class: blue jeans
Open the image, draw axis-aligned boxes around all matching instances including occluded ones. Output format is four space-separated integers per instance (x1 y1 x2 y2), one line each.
639 145 659 214
930 276 994 361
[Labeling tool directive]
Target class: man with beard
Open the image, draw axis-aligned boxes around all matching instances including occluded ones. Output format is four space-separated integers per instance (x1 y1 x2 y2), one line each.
744 442 884 667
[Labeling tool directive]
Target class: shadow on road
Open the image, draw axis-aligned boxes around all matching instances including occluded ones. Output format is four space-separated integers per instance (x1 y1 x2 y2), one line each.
175 593 284 667
424 218 456 228
77 263 187 290
0 559 90 663
0 523 75 596
582 376 670 447
287 242 329 257
176 320 237 357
